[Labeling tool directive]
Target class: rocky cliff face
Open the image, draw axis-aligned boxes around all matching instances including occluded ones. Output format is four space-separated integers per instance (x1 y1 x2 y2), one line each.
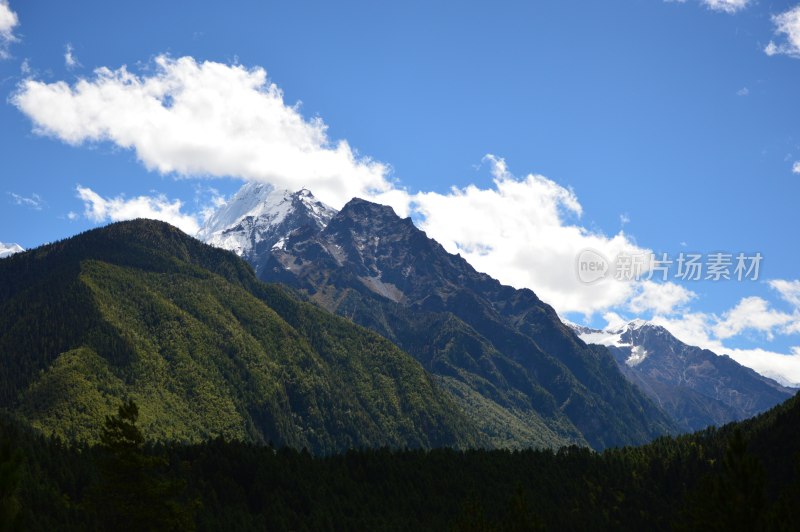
253 196 677 449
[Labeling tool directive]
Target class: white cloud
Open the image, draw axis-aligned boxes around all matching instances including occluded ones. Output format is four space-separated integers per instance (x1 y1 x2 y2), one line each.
770 279 800 309
11 53 800 384
649 312 715 349
765 6 800 58
13 56 398 210
8 52 655 315
8 192 45 210
793 161 800 174
64 43 80 69
723 347 800 387
194 185 228 224
410 155 687 316
0 0 18 58
76 185 200 235
736 87 749 96
627 281 696 315
702 0 749 14
602 311 631 332
12 54 654 314
667 0 749 13
713 296 795 340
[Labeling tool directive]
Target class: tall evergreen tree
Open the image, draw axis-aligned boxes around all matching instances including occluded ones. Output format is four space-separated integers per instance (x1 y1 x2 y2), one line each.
0 440 22 532
90 400 195 531
686 429 767 531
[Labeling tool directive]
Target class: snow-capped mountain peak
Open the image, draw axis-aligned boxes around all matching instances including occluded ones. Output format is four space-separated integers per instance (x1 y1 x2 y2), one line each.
198 182 337 258
565 319 652 348
626 318 649 331
199 182 293 239
0 242 24 259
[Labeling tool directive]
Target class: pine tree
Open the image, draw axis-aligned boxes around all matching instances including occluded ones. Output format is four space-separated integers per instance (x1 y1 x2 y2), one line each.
0 440 22 532
686 429 767 531
89 400 196 531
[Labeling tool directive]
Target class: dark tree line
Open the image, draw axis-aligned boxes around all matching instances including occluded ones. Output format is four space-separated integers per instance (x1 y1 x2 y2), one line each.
1 393 799 531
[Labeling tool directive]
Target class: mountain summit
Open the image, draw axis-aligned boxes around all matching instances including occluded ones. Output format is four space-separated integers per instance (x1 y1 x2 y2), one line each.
201 187 678 450
197 182 337 266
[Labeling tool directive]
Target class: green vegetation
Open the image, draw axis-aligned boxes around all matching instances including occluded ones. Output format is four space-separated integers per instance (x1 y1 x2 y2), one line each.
0 218 797 530
1 392 798 530
330 289 585 449
90 400 195 530
306 284 675 450
264 198 677 450
0 220 482 452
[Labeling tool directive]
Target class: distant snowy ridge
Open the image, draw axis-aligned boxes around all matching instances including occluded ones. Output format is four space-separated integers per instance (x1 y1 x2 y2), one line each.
568 319 648 351
565 318 793 431
0 242 24 259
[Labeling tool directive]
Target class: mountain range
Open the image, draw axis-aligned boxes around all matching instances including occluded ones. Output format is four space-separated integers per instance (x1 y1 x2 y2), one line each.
3 181 793 454
198 183 795 445
570 320 793 431
199 184 678 450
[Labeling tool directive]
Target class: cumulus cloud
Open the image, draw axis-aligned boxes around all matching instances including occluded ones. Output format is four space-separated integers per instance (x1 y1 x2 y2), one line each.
726 347 800 387
627 281 696 315
10 54 680 315
765 6 800 57
0 0 19 58
13 56 398 210
769 279 800 335
770 279 800 308
76 185 200 235
701 0 749 14
411 155 692 315
713 296 796 340
11 53 800 384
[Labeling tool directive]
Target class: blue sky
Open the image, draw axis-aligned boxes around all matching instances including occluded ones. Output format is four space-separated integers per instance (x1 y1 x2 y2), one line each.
2 0 800 384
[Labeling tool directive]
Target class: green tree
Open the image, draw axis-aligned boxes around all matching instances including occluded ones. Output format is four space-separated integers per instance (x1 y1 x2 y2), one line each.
767 454 800 531
502 486 544 532
90 400 195 531
686 429 767 531
0 440 22 532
